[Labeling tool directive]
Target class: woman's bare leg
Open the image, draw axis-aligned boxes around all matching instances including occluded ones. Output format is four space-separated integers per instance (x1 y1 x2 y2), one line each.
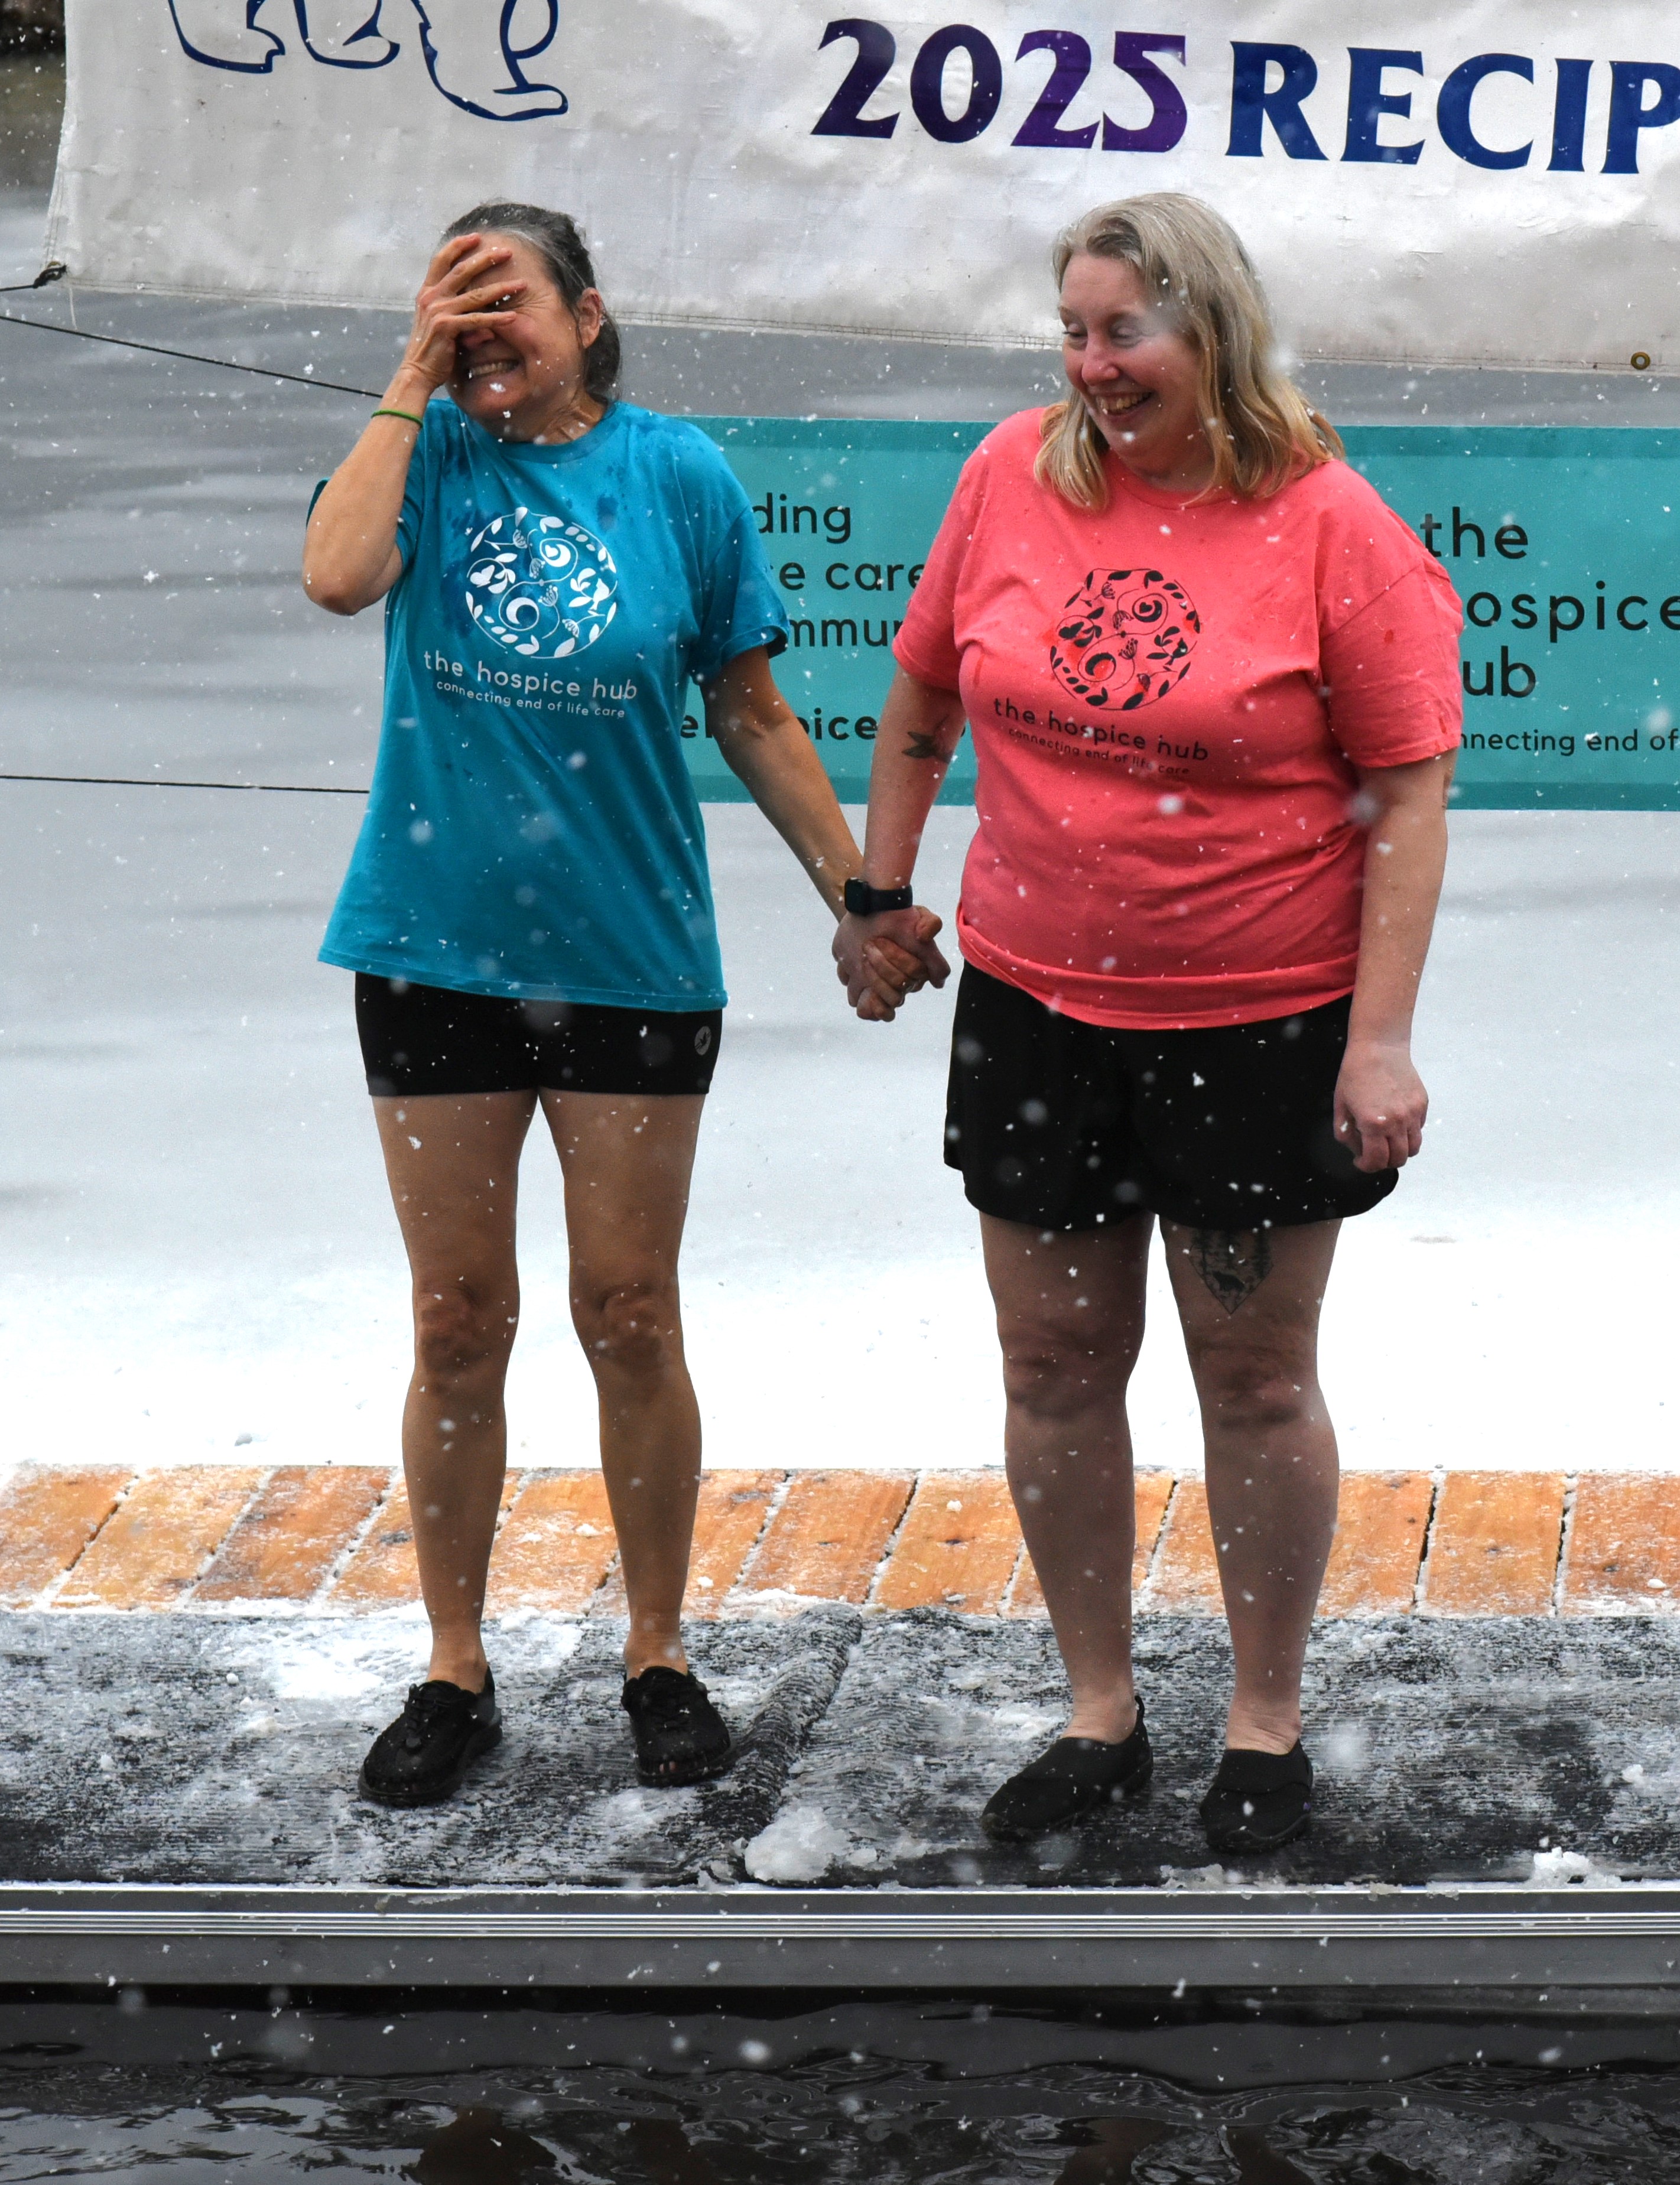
542 1090 706 1679
373 1091 537 1692
1163 1218 1342 1755
980 1212 1152 1744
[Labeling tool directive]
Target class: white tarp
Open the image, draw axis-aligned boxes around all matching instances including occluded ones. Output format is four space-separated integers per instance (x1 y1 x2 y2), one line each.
43 2 1680 368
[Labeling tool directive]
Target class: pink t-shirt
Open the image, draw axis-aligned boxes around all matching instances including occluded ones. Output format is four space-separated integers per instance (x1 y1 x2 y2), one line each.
893 410 1463 1029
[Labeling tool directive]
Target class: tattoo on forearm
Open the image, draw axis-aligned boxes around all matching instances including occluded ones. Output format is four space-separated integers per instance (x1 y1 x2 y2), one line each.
903 730 943 760
1188 1227 1274 1315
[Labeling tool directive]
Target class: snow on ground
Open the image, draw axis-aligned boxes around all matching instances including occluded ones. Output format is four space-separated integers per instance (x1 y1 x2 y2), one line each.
11 1605 1679 1890
1 185 1677 1480
743 1804 853 1884
0 1607 856 1888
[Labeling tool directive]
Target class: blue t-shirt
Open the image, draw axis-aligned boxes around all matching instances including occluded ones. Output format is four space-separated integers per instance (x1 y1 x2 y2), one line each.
319 400 789 1009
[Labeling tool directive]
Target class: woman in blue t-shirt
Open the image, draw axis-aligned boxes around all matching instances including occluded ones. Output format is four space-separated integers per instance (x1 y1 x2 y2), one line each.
304 201 943 1810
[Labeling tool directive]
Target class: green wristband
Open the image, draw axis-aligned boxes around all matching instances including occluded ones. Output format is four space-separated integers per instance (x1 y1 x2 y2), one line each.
372 405 425 427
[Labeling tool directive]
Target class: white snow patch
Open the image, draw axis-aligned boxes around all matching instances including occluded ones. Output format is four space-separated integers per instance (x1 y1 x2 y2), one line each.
743 1806 850 1883
993 1705 1064 1735
229 1624 413 1704
590 1786 693 1837
1525 1847 1622 1888
1158 1862 1249 1890
483 1613 583 1659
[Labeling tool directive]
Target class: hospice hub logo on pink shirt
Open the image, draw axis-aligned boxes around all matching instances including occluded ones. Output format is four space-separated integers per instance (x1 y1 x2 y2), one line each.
1049 567 1201 713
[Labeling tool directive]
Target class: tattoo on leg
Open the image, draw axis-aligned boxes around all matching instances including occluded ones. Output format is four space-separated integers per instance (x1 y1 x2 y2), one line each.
1188 1227 1273 1315
903 730 943 760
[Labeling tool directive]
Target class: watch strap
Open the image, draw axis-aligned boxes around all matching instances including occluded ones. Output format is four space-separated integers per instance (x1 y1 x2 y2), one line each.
844 877 915 916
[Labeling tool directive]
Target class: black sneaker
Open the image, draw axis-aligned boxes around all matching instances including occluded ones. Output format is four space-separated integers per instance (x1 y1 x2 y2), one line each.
358 1671 502 1807
620 1666 732 1787
1200 1741 1312 1854
980 1697 1152 1843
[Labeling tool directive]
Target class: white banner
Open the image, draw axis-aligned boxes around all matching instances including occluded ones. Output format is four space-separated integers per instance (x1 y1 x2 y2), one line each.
44 2 1680 368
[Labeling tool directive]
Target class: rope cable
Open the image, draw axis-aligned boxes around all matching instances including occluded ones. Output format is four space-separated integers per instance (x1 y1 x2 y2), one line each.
0 308 383 395
1 772 367 796
0 266 382 392
0 268 379 799
0 264 69 294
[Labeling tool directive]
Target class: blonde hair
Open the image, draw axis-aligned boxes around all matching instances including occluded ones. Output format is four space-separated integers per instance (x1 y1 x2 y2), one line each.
1035 193 1342 508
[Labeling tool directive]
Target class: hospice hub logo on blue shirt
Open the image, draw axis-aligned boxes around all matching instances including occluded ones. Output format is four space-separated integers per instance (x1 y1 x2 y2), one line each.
464 510 619 659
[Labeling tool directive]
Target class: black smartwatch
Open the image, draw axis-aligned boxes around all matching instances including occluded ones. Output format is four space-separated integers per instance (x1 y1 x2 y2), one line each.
844 877 915 916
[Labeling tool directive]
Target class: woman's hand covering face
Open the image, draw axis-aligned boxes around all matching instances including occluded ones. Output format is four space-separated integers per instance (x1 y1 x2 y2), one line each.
401 233 528 397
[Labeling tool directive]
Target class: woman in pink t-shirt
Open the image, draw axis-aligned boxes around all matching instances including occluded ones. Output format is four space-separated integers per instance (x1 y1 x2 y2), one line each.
834 194 1462 1856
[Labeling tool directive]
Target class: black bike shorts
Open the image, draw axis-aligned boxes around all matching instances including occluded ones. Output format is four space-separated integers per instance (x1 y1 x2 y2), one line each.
354 975 721 1098
944 964 1396 1233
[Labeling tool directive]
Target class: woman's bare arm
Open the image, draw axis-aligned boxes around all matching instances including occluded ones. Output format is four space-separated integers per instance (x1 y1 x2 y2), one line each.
1335 749 1456 1173
831 666 967 1017
703 648 947 1016
302 233 524 616
301 401 425 617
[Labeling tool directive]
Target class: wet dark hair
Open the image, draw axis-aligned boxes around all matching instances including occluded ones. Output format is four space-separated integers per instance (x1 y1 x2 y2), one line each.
439 200 621 404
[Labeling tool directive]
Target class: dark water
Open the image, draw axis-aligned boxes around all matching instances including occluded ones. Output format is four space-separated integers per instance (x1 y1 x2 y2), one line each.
7 1995 1680 2181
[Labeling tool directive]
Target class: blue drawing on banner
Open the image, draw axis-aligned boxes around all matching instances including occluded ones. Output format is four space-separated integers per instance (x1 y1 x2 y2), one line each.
165 1 394 73
466 511 617 658
166 0 286 74
292 1 398 69
409 0 567 121
166 0 566 118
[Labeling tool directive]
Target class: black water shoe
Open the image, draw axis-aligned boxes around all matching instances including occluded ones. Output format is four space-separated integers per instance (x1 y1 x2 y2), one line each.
358 1670 501 1807
980 1697 1152 1843
621 1665 733 1787
1200 1741 1312 1854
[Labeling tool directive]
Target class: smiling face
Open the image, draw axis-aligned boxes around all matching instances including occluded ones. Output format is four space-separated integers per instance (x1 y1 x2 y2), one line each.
449 233 603 442
1058 251 1212 492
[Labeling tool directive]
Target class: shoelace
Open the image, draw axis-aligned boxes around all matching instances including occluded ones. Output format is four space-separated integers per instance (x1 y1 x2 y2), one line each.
399 1682 474 1751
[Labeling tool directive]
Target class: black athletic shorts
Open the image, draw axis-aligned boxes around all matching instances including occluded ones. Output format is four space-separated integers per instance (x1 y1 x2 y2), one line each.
354 975 721 1098
944 964 1395 1233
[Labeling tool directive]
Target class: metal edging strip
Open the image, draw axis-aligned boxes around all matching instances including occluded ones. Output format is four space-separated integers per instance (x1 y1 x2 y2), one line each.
4 1887 1680 1991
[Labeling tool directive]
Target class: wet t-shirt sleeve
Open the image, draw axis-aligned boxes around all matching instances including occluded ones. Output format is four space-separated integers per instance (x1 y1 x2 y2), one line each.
670 438 791 684
1319 531 1464 770
690 505 791 683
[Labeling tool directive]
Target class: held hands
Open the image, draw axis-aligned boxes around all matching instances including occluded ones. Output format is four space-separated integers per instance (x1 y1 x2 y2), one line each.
399 233 525 395
1333 1036 1428 1173
833 905 951 1022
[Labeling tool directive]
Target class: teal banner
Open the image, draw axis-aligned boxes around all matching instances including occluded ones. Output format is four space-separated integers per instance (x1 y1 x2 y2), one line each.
688 420 1680 811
